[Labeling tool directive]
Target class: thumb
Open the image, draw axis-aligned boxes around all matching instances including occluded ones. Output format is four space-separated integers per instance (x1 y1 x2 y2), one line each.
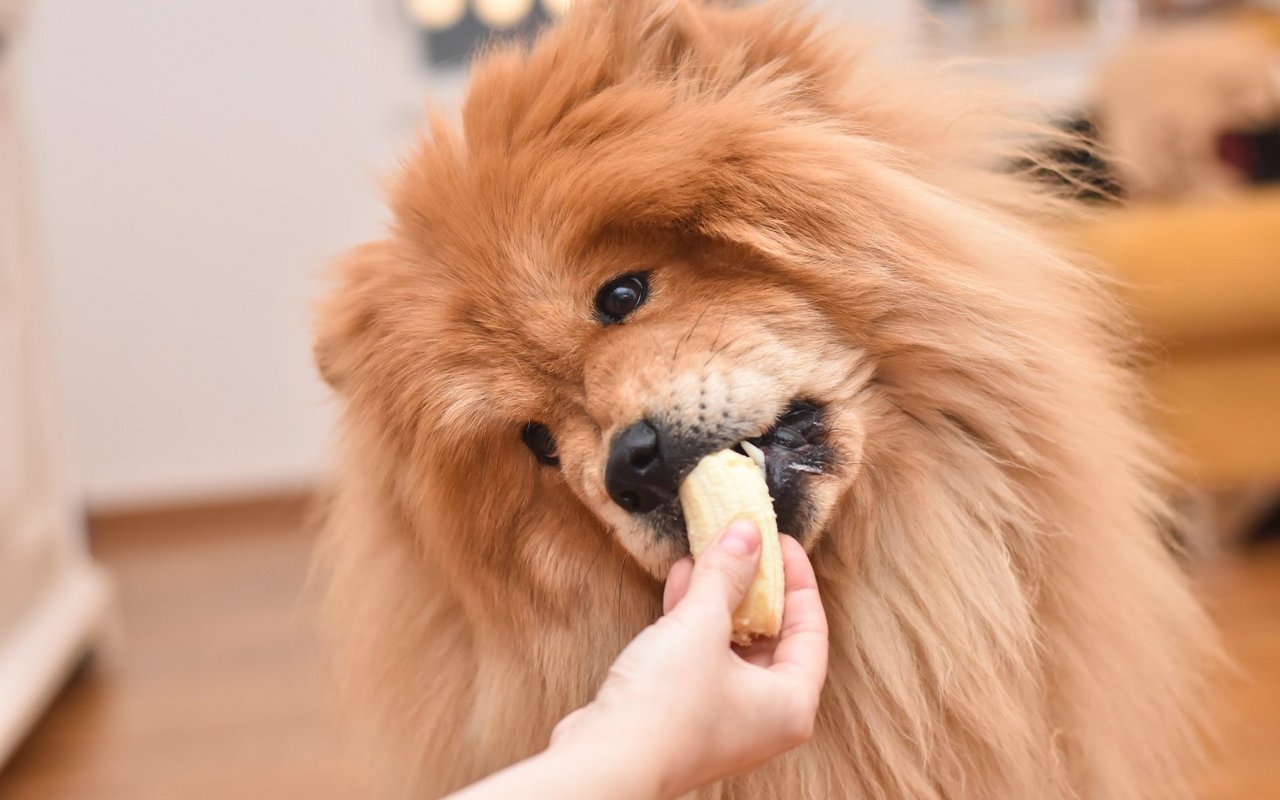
549 707 589 745
675 520 762 623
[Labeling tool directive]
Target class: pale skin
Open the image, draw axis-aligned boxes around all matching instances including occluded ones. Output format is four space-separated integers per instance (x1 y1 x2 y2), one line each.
445 520 830 800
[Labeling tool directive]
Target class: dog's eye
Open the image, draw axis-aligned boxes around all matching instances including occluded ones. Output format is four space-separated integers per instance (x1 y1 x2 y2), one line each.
595 272 650 326
521 422 560 467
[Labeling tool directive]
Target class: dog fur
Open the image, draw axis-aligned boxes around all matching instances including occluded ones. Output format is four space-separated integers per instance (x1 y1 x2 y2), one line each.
313 2 1216 797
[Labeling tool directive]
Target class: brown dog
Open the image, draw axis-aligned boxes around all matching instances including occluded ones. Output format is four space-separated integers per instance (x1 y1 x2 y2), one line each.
313 2 1215 797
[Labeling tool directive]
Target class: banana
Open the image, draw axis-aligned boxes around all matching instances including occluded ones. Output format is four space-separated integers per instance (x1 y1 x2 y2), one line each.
679 447 784 645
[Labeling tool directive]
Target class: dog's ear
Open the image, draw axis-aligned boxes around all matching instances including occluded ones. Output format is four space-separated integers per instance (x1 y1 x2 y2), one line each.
313 241 394 392
600 0 716 77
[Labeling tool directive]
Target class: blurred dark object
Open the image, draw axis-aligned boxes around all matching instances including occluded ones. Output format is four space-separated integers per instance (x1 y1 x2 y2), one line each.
1195 486 1280 549
1218 126 1280 185
1017 113 1125 203
421 5 551 68
1245 494 1280 545
924 0 1090 35
1143 0 1249 18
1023 115 1280 200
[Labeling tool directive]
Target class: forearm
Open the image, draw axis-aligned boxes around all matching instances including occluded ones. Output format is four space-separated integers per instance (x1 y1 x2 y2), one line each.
445 738 667 800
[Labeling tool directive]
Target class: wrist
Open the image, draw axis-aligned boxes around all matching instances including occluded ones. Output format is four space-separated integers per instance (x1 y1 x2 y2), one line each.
543 725 672 800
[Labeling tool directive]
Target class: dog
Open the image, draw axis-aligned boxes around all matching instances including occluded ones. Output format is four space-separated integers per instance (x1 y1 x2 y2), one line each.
313 2 1215 797
1093 19 1280 199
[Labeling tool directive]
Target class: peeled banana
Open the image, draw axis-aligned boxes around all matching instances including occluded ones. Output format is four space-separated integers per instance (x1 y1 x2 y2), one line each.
679 447 784 645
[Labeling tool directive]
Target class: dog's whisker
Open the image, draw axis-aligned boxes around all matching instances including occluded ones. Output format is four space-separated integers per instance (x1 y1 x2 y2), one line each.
672 298 714 365
573 534 611 606
885 397 946 444
707 312 728 352
704 319 736 369
702 313 729 369
614 558 626 638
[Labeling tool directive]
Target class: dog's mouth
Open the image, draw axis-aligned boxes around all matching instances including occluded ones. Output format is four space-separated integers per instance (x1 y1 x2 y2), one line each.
731 400 829 536
645 399 829 544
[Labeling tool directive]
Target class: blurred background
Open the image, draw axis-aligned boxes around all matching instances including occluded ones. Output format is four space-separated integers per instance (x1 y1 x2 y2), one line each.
1 0 1277 797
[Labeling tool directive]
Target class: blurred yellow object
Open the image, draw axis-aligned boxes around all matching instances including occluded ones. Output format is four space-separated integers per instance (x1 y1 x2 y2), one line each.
1235 7 1280 45
1077 190 1280 344
1149 349 1280 486
1076 189 1280 486
406 0 467 30
474 0 532 29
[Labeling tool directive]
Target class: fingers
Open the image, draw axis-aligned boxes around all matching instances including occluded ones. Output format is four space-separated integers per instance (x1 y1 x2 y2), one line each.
673 520 762 625
768 535 829 697
663 558 694 614
732 636 777 668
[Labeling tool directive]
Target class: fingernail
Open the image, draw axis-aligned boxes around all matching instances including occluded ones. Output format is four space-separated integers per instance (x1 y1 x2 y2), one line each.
720 520 760 556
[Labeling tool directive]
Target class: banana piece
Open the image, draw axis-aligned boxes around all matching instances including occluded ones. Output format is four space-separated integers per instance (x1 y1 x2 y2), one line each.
679 447 784 645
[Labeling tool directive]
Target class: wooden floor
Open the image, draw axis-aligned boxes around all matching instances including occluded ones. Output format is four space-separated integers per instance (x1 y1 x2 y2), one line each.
1197 539 1280 800
0 496 1276 799
0 497 360 800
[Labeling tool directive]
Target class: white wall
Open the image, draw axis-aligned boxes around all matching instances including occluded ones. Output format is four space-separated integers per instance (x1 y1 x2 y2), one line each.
17 0 419 509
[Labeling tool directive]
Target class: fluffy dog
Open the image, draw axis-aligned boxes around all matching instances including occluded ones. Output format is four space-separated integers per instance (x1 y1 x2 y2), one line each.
313 2 1215 797
1093 19 1280 199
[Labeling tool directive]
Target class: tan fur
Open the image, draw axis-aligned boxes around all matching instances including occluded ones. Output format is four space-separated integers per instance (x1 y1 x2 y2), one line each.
314 2 1216 797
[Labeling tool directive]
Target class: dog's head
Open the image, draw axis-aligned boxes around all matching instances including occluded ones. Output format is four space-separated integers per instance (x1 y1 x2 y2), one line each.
316 0 1073 580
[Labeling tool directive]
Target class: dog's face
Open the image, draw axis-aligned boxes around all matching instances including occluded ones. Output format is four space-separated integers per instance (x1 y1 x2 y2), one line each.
429 232 871 576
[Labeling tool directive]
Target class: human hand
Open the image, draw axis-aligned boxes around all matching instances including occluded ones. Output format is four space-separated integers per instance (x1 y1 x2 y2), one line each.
550 521 829 799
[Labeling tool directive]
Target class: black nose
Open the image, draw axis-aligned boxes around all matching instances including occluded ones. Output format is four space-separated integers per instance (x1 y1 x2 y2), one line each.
606 420 678 514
